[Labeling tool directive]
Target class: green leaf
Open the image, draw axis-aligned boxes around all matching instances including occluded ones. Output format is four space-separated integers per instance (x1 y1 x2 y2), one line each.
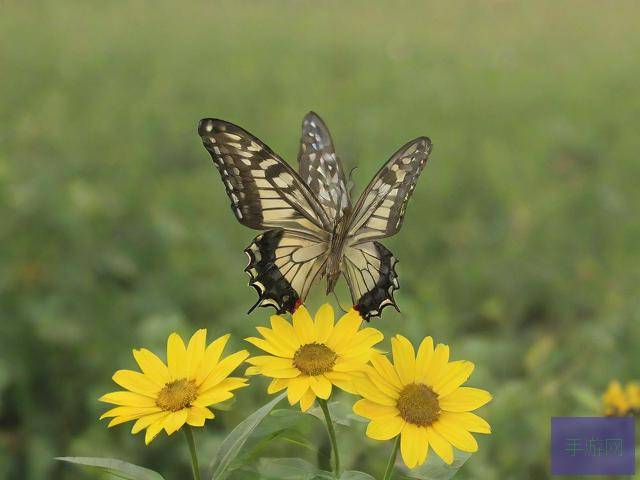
55 457 165 480
400 451 471 480
256 457 330 480
210 392 286 480
339 471 377 480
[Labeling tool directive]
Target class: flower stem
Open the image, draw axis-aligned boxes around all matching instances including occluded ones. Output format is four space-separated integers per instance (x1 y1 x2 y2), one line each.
383 435 400 480
318 398 341 477
183 426 201 480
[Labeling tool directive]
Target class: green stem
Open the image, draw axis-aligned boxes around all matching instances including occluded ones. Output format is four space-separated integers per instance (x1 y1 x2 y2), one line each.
318 399 341 477
183 426 201 480
383 435 400 480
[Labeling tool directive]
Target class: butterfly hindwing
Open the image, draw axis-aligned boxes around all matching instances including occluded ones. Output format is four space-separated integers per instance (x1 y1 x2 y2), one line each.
245 229 328 313
198 118 331 240
341 241 399 320
297 111 351 220
347 137 432 245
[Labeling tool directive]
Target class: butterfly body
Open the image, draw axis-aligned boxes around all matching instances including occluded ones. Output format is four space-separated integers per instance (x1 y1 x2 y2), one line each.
198 112 431 320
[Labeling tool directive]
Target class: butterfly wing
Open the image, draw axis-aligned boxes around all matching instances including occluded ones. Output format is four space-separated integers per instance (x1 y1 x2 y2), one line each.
297 112 351 221
347 137 432 244
341 136 432 319
245 229 328 313
198 118 331 239
342 241 399 320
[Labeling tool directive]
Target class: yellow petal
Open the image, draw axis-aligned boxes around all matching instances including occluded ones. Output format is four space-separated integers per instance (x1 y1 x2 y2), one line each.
133 348 171 385
269 315 301 350
392 335 416 385
267 378 289 394
195 334 230 386
423 343 449 387
370 354 403 390
354 377 397 406
200 377 248 397
145 417 166 444
186 329 207 380
309 375 332 400
167 333 188 380
100 405 159 420
353 399 398 419
192 389 234 407
256 326 296 358
299 388 316 412
434 361 475 397
186 406 214 427
415 337 434 383
112 370 161 396
251 366 301 379
163 409 188 435
366 416 404 440
99 391 157 407
245 337 290 357
131 411 170 434
198 350 249 392
432 416 478 453
246 356 294 369
363 366 401 398
326 309 362 352
401 423 429 469
292 305 316 344
287 376 310 405
426 426 454 464
439 387 492 412
108 414 142 428
340 328 384 359
314 304 335 343
440 411 491 434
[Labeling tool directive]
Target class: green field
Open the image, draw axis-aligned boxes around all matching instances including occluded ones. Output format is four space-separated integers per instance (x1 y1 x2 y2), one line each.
1 1 639 478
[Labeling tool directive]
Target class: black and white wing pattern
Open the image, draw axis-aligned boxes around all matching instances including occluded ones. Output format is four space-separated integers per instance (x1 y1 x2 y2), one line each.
198 118 330 313
198 118 331 239
297 112 350 221
347 137 432 244
341 137 432 319
244 230 327 313
342 242 399 320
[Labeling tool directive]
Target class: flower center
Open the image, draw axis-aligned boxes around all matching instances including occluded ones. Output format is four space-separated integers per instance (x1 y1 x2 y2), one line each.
293 342 337 376
396 383 440 426
156 379 198 412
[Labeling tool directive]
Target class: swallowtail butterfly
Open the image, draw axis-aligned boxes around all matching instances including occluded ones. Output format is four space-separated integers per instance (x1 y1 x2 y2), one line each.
198 112 431 320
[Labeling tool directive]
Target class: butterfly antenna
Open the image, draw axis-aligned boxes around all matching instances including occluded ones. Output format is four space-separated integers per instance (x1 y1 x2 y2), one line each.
332 291 349 314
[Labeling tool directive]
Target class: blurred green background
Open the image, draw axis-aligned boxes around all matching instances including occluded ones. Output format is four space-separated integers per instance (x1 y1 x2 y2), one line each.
1 1 639 478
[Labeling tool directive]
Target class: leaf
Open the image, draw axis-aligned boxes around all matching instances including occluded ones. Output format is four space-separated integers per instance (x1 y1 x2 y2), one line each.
55 457 165 480
400 450 471 480
210 392 286 480
339 471 377 480
305 401 354 427
256 457 330 480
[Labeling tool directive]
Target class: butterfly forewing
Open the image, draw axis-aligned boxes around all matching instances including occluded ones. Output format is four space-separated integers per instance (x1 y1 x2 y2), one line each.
198 118 331 240
346 137 432 244
297 112 351 221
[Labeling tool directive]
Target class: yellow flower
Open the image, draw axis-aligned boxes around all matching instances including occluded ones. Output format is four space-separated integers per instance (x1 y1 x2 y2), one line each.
625 382 640 411
602 380 630 416
353 335 492 469
245 304 383 411
100 330 249 444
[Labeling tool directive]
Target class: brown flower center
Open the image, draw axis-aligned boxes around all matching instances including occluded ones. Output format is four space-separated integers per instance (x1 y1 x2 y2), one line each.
397 383 440 426
293 342 337 376
156 379 198 412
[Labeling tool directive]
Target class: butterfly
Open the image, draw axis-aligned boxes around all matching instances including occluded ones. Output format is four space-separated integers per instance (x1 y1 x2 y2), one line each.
198 112 431 320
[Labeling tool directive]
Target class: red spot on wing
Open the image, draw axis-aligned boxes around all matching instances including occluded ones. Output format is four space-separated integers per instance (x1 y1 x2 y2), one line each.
289 298 302 313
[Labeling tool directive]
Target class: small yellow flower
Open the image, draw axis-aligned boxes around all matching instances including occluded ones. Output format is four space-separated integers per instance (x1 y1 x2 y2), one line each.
100 330 249 444
625 382 640 412
602 380 630 416
353 335 492 469
245 304 383 411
